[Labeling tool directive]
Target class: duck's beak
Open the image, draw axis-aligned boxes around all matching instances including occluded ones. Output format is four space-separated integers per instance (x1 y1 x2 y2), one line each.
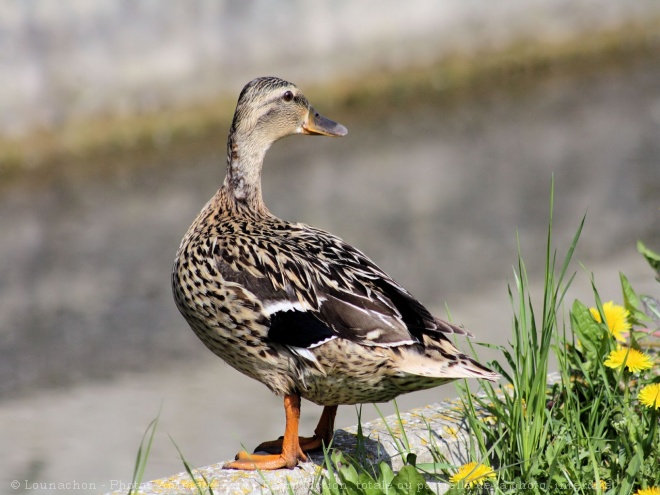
301 107 348 137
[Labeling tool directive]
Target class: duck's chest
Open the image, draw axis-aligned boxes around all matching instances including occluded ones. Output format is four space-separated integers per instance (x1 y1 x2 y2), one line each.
172 219 270 341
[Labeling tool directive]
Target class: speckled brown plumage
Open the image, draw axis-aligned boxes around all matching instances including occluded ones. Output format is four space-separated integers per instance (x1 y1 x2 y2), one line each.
172 76 498 470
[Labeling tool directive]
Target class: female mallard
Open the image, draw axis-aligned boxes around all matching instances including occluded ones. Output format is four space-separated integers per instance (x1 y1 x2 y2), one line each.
172 76 497 470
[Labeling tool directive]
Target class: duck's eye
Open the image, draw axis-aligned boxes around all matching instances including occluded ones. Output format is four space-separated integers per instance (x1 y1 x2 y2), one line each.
282 90 294 102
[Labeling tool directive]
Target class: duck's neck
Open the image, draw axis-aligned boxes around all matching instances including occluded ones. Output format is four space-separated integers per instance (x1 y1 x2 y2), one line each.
223 131 271 216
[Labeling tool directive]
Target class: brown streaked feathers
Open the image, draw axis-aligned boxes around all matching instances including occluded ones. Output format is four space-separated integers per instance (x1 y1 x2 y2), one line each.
172 76 497 470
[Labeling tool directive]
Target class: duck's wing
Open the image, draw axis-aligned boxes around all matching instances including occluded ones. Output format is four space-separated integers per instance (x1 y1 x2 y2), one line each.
214 222 471 351
310 236 472 348
317 274 474 346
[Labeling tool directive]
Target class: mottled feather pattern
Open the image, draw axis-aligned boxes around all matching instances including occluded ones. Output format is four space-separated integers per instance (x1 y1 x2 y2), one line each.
173 188 497 403
172 76 497 410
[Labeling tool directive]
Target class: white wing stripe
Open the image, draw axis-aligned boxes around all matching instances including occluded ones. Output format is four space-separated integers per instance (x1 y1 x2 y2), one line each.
262 300 306 315
263 296 327 316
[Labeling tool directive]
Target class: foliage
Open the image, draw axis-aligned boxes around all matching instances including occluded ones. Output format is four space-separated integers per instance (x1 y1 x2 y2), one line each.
430 190 660 494
319 450 433 495
127 412 159 495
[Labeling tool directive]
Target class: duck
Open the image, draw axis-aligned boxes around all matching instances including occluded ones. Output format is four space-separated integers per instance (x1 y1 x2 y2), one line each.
172 76 498 470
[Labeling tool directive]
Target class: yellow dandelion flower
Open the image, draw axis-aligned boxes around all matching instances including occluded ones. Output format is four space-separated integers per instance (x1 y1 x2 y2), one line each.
634 488 660 495
639 383 660 410
604 347 653 373
590 301 630 342
449 462 496 488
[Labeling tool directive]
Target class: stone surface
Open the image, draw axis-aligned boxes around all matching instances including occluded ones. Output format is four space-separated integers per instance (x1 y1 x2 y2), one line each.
104 399 478 495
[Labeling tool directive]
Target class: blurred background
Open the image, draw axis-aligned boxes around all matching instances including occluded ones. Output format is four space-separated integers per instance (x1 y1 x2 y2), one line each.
1 0 660 492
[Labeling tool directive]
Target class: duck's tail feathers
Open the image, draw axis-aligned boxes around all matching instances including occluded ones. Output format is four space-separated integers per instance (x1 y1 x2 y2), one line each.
396 335 499 382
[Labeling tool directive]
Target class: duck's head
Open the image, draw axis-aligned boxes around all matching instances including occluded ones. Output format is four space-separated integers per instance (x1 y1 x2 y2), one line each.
225 77 347 206
230 76 347 148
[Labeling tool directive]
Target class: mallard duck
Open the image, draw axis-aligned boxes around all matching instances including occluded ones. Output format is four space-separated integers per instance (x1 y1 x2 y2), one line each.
172 76 498 470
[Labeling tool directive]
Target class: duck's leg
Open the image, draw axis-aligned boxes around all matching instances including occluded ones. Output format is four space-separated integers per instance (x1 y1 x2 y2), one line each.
224 394 307 470
255 405 338 454
302 404 338 451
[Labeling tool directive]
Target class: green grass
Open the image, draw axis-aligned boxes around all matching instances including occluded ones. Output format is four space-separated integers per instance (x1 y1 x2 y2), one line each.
169 435 216 495
426 186 660 494
127 413 159 495
319 447 434 495
451 181 583 484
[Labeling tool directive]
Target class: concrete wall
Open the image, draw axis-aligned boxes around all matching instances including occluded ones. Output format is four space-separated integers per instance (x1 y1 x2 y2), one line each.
2 0 659 138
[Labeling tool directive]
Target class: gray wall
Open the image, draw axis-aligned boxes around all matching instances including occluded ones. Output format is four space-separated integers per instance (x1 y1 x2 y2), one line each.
2 0 659 138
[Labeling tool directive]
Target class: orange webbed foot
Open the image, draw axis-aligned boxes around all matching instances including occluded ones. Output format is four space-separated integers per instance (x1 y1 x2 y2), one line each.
223 394 311 471
254 405 337 455
223 449 307 470
255 435 324 454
